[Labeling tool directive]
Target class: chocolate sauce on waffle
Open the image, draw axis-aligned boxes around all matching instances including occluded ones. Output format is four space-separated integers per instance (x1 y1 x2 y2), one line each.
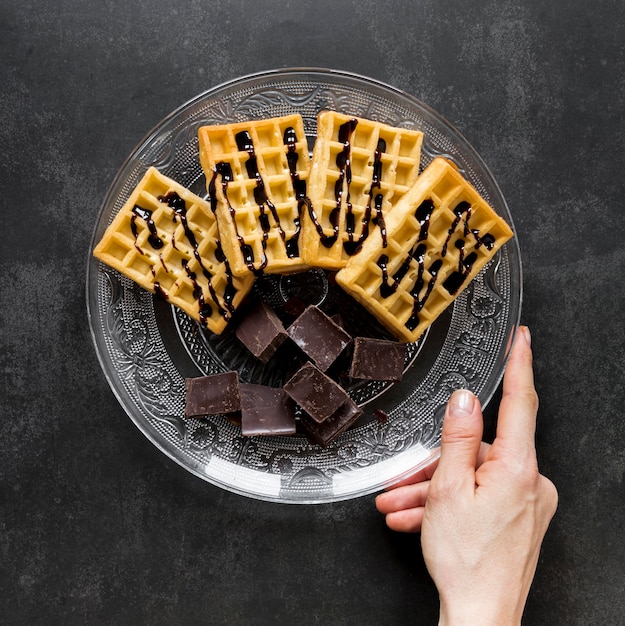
405 259 443 331
306 201 338 248
376 197 498 331
416 198 435 241
153 281 168 300
208 161 265 274
335 118 358 253
344 136 388 255
156 190 237 322
158 191 211 279
214 241 237 313
181 260 212 323
370 138 387 248
131 205 163 252
305 119 360 249
129 190 237 323
306 120 389 255
376 198 435 298
283 126 306 258
236 130 287 257
207 128 312 273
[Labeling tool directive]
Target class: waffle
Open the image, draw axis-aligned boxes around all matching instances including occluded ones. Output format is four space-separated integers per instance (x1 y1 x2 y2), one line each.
198 114 312 277
302 111 424 270
335 157 514 343
93 166 254 334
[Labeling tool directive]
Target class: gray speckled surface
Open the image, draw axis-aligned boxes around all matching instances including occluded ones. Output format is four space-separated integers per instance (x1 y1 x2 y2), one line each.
2 0 625 623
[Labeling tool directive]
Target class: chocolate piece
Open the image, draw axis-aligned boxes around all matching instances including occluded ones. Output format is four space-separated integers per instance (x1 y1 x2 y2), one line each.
287 305 351 371
374 409 389 424
348 337 407 381
235 300 288 362
240 383 296 436
301 398 363 446
283 362 352 423
185 372 241 417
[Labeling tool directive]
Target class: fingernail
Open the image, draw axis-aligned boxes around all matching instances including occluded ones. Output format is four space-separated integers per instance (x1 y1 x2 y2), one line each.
521 326 532 347
448 389 475 418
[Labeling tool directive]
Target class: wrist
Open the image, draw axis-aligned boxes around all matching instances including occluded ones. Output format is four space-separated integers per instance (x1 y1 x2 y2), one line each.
438 597 523 626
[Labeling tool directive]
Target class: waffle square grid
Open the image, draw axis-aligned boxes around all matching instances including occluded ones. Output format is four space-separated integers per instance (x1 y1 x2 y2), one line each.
335 157 514 343
93 167 254 334
302 110 424 270
198 114 312 277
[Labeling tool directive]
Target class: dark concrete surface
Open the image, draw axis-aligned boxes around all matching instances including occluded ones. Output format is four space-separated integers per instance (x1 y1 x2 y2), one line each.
2 0 625 624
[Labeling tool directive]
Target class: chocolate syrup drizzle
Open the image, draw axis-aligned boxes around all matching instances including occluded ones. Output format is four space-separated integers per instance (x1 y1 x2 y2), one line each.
344 136 388 255
305 118 358 249
163 191 237 323
131 205 163 253
129 191 237 326
159 191 210 278
370 138 387 247
305 119 388 255
153 282 168 300
440 200 495 296
208 159 266 274
283 126 307 258
376 197 497 332
208 128 311 274
236 130 287 266
335 118 357 252
208 161 260 276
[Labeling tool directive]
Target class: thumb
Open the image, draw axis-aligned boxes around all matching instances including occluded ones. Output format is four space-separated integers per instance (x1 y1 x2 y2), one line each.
433 389 484 491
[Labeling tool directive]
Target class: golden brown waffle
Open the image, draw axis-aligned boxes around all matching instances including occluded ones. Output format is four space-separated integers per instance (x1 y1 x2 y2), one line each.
93 167 254 334
335 157 514 343
302 110 424 270
198 115 311 277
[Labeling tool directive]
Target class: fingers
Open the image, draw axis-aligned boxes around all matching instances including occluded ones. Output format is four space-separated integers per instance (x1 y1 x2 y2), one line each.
376 481 430 515
376 481 430 532
377 441 492 533
496 326 539 450
431 388 484 492
384 506 426 533
377 404 484 532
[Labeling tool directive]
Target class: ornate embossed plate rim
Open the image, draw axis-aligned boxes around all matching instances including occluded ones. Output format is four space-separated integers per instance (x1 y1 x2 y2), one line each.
86 68 522 504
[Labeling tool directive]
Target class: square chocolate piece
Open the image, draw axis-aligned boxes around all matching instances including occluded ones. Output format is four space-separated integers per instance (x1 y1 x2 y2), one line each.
283 362 352 424
348 337 407 382
301 398 363 446
235 300 288 362
287 305 351 371
185 372 241 418
240 383 296 436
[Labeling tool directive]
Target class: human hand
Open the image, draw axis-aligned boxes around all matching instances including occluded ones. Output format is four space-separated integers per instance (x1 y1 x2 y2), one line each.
376 326 558 625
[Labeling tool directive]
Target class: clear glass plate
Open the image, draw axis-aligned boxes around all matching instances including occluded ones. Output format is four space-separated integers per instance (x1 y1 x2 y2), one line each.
86 68 522 504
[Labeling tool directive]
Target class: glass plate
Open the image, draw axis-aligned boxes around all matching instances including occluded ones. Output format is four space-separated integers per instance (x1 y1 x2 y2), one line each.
86 68 522 504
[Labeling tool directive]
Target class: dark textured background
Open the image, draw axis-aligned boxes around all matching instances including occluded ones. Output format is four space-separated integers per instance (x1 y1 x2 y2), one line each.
2 0 625 624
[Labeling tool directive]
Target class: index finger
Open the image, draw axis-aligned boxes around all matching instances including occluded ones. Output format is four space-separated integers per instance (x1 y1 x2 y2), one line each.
495 326 539 448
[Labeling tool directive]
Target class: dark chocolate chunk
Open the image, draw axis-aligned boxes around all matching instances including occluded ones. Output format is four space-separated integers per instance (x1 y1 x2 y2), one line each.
374 408 389 424
301 398 363 446
287 305 351 371
235 300 288 362
348 337 407 382
239 383 296 436
283 362 351 423
185 372 241 418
